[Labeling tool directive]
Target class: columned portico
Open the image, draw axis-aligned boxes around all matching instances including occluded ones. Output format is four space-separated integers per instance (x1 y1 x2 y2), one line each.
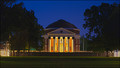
49 36 74 52
43 20 80 52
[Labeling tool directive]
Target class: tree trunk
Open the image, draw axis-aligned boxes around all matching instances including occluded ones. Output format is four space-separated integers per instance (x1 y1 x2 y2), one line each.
17 50 20 56
23 49 25 56
13 50 14 56
106 50 109 57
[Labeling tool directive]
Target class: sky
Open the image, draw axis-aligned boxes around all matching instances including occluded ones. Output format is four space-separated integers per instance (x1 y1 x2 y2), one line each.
17 0 119 36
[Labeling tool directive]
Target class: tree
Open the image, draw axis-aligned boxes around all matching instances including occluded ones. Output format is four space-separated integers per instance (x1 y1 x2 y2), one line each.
0 0 44 53
83 3 120 53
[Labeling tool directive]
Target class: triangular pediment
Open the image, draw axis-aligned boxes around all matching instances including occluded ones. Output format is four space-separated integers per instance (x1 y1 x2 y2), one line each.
48 28 74 34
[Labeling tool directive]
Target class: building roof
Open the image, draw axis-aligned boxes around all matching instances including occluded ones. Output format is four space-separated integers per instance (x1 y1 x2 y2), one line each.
46 19 77 29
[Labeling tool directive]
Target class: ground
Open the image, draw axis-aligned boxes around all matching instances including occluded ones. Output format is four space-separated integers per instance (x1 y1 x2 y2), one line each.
0 56 120 68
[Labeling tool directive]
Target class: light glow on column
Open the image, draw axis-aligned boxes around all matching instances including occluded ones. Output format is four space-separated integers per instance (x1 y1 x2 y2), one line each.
0 42 10 56
49 39 51 52
60 37 63 52
55 37 58 52
65 37 68 52
69 37 72 52
72 39 73 52
0 49 10 56
51 37 53 52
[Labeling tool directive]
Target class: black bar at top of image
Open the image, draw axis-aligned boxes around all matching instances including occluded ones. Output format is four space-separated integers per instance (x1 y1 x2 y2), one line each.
17 0 120 1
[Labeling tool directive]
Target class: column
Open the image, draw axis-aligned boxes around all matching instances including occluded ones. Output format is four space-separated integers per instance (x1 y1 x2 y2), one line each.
63 37 65 52
69 37 73 52
69 37 71 52
57 37 58 52
64 37 66 52
62 37 63 52
50 37 54 52
55 37 58 52
58 37 60 52
49 37 51 52
60 37 63 52
68 37 69 52
47 39 49 52
53 37 55 52
65 37 68 52
72 38 74 52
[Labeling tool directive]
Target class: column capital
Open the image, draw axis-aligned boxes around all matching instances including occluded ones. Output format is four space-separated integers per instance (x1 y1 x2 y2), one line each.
53 37 55 39
49 36 55 39
63 37 65 39
67 37 74 39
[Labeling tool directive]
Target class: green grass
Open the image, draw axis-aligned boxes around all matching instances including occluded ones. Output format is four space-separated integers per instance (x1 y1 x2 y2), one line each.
0 56 120 68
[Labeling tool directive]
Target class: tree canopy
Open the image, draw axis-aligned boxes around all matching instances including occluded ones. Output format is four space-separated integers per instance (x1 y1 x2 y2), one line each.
0 0 44 51
83 3 120 51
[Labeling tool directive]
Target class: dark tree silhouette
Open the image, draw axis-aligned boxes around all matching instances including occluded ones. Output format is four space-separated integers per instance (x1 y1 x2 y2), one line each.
83 3 120 53
0 0 44 53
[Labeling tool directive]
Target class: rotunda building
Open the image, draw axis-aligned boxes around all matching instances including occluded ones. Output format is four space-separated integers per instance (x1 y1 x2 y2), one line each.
43 19 80 52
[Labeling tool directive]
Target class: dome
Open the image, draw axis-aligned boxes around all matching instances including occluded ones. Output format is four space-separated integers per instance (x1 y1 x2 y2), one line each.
46 19 77 29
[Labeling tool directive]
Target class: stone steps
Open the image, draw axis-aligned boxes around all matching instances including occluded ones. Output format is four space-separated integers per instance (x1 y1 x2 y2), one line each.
11 52 100 56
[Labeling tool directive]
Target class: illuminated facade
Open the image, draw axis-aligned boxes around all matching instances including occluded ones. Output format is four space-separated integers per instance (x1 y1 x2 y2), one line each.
0 41 10 56
43 20 80 52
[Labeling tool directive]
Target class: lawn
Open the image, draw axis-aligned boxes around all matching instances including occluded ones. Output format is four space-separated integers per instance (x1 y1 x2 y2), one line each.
0 56 120 68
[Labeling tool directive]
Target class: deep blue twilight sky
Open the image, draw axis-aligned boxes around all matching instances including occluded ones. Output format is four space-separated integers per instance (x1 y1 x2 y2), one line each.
17 1 119 36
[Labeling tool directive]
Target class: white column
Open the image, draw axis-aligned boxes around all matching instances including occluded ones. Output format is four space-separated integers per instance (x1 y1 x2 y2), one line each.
66 37 68 52
62 37 63 52
55 37 58 52
58 38 60 52
69 37 73 52
49 38 51 52
65 37 68 52
63 38 65 52
68 37 69 52
60 37 63 52
72 39 74 52
54 37 56 52
53 37 55 52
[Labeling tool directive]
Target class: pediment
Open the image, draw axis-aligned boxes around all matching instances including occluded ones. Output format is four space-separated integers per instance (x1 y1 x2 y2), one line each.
48 28 74 34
